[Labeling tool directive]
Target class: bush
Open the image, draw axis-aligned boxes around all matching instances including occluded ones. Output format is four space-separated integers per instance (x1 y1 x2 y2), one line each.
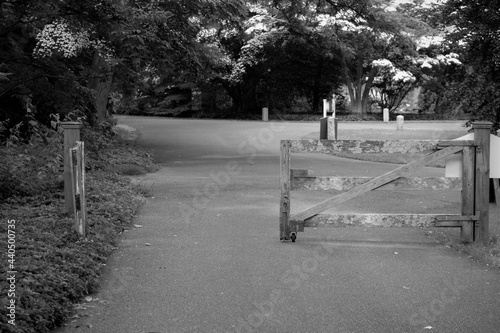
0 120 157 333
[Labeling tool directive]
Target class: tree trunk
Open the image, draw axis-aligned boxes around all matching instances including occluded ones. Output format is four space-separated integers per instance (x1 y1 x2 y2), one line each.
88 51 113 124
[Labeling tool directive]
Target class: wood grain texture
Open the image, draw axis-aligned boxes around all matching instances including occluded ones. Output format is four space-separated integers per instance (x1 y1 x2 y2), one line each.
279 140 291 239
474 122 492 244
291 176 462 191
301 214 448 228
461 146 475 242
289 139 439 155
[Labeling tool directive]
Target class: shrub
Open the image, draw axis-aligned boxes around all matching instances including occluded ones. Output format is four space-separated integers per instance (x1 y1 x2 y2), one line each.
0 119 157 333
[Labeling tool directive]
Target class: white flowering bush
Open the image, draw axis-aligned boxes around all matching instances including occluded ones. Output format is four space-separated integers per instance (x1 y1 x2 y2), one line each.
371 58 417 110
33 20 92 58
416 53 462 69
372 59 416 86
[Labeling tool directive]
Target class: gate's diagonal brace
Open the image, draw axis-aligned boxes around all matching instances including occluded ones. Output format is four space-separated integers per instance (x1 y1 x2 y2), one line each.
290 146 464 222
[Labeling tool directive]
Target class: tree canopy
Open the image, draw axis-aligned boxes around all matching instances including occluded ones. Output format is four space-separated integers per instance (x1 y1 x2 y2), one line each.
1 0 499 138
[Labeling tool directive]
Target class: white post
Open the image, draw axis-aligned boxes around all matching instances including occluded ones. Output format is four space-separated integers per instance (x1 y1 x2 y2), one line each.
262 107 268 122
397 115 404 130
331 96 336 118
323 99 328 118
383 108 389 123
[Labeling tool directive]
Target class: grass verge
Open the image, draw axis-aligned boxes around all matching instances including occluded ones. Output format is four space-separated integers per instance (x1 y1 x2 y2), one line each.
433 218 500 270
0 123 159 333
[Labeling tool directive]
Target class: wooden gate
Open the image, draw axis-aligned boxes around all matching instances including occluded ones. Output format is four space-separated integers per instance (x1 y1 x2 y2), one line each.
280 122 493 244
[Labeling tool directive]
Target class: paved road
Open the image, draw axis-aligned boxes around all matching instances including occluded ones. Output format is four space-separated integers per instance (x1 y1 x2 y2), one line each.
55 117 500 333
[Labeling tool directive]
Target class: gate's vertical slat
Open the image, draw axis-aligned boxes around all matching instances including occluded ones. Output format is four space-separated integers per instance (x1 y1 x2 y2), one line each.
76 145 83 236
81 142 87 238
280 140 291 240
474 122 492 244
461 146 475 243
69 148 77 220
76 143 86 237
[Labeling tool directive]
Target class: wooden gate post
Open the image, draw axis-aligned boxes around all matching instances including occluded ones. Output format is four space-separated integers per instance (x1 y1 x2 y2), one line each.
461 146 475 243
280 140 291 240
473 121 492 244
61 122 82 216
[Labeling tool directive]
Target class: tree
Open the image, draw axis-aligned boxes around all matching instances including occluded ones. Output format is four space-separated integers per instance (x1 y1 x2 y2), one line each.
264 0 432 115
196 1 342 115
438 0 500 131
371 58 417 111
0 0 247 139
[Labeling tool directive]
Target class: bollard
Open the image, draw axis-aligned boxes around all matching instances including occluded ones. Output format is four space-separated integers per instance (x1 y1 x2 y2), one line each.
396 115 404 130
327 117 338 140
319 117 328 139
61 122 82 215
383 108 389 123
323 99 328 118
262 107 269 122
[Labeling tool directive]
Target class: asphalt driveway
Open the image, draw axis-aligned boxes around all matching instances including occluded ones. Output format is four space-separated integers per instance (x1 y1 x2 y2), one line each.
54 117 500 333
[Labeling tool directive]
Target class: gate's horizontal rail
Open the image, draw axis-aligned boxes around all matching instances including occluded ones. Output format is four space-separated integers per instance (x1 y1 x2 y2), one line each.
291 176 462 191
290 140 439 155
298 214 472 228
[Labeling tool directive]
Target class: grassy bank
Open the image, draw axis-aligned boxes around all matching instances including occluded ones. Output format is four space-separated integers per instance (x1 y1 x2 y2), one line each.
0 122 158 333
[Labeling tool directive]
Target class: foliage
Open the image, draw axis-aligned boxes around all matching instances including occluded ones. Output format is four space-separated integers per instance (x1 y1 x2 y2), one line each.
0 0 248 138
371 58 417 111
434 0 500 131
0 119 157 333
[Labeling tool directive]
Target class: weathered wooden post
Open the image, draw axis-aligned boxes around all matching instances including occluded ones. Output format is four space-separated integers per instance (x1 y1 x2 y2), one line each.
461 146 475 243
62 122 82 216
279 140 291 240
473 121 492 244
319 117 328 139
262 107 269 122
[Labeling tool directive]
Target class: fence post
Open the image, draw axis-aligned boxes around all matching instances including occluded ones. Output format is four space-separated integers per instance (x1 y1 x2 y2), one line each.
327 117 338 140
62 122 82 216
71 142 87 237
319 117 328 140
461 146 475 243
473 121 492 244
262 107 269 122
280 140 291 240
